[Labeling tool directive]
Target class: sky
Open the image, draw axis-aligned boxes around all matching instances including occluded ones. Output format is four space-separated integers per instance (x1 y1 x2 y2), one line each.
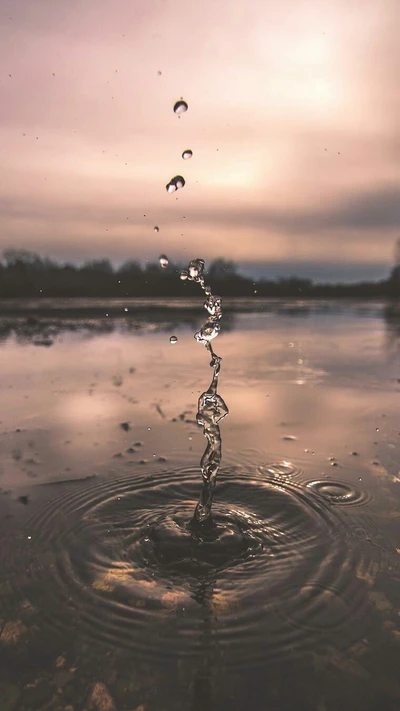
1 0 399 282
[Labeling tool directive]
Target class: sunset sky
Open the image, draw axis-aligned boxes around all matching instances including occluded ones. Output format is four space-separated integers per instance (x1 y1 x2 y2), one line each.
1 0 399 282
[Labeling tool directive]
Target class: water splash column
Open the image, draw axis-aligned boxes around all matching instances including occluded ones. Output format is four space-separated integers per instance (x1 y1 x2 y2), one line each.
180 259 229 525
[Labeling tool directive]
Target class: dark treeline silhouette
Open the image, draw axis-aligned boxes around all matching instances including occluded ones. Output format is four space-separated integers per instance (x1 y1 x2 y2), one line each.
1 249 400 299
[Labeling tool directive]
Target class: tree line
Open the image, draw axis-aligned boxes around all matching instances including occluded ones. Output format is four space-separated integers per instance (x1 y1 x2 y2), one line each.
0 249 399 298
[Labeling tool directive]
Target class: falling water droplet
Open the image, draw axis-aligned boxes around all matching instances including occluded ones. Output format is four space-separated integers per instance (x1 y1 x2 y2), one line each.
188 258 205 280
174 99 188 115
159 254 169 269
166 175 186 193
179 270 189 280
195 322 220 343
154 226 159 232
170 336 178 344
182 149 193 160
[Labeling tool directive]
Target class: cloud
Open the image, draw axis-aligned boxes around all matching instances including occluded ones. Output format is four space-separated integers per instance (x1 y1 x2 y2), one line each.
1 181 399 234
0 0 399 280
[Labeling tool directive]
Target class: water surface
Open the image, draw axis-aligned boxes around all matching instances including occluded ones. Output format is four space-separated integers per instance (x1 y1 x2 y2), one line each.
0 299 400 711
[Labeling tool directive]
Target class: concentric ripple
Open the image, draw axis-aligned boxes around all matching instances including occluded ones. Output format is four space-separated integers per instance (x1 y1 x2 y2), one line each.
15 464 376 668
257 460 304 480
305 479 373 506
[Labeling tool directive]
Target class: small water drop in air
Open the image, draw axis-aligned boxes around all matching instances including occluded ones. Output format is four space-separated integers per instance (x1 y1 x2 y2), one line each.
159 254 169 269
174 99 188 115
170 336 178 344
188 258 205 280
179 270 189 280
154 225 159 232
166 175 185 193
182 149 193 160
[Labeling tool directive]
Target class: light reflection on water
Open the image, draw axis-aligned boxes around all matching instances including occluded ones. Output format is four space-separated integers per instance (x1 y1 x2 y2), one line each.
1 298 400 711
0 299 398 488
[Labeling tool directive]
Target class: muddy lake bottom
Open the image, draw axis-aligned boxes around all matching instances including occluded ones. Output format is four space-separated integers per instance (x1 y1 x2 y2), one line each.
0 298 400 711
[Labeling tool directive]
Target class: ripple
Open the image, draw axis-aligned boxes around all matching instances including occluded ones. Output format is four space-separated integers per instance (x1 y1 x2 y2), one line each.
10 464 375 668
305 479 373 506
257 460 304 480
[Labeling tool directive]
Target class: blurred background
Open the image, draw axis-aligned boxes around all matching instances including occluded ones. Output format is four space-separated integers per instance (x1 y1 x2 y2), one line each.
1 0 399 284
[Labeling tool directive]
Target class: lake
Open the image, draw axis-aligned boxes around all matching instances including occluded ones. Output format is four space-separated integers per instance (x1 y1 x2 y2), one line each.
0 298 400 711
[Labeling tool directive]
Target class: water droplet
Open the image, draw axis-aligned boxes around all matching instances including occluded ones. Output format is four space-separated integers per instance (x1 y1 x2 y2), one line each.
289 342 294 348
159 254 169 269
188 258 205 280
154 226 159 232
124 307 128 312
157 70 162 76
170 336 178 344
182 149 193 160
174 99 188 115
195 322 220 343
179 270 189 280
376 428 380 432
166 175 185 193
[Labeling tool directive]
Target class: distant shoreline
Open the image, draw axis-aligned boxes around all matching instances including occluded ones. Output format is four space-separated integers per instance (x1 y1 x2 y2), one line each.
0 293 399 302
1 250 399 300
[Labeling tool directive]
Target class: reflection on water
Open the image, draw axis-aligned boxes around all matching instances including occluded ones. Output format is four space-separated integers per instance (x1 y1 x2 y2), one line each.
1 299 400 711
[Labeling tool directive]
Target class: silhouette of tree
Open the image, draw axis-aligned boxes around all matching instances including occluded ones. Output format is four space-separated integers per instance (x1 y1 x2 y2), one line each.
388 237 400 296
82 259 113 273
0 248 396 299
208 258 237 279
2 249 43 267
